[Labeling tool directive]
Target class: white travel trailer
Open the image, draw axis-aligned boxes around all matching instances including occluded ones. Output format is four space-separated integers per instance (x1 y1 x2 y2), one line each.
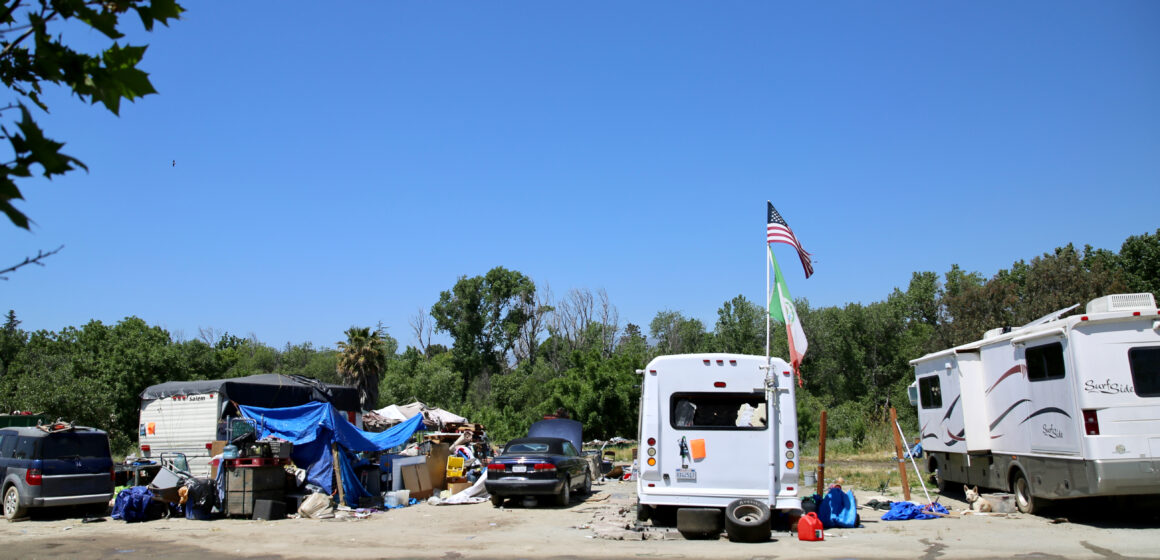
910 293 1160 513
138 374 360 477
636 353 801 542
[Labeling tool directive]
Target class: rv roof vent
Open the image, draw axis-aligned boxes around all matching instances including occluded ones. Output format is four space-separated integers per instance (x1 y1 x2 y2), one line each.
1086 293 1157 314
983 327 1005 339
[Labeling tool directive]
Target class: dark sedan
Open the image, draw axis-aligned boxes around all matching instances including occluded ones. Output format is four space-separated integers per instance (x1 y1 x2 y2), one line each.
485 436 591 507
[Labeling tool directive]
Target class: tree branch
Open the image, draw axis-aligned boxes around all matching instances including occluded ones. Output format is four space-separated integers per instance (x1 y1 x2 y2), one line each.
0 244 63 279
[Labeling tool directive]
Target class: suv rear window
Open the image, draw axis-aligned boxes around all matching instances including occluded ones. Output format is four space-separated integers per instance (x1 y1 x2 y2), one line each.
670 393 767 430
1129 347 1160 398
42 432 110 459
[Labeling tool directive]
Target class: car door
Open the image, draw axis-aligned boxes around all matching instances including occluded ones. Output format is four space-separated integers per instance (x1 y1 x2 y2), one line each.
561 441 583 482
0 431 16 481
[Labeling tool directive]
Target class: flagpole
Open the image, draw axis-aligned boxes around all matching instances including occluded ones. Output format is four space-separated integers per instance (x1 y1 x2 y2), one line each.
765 244 771 364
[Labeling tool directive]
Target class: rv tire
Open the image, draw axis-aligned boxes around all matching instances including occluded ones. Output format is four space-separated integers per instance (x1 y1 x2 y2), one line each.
1012 470 1038 515
677 507 723 539
724 498 771 543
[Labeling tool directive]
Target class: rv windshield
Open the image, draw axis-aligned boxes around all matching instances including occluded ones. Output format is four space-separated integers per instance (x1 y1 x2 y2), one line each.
670 393 767 430
1129 347 1160 397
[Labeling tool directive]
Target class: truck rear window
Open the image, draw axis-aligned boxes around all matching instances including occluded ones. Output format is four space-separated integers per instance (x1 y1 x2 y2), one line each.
1129 347 1160 398
42 433 110 459
670 393 767 430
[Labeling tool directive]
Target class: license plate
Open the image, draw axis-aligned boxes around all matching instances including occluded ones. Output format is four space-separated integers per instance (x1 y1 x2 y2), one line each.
675 468 696 481
512 465 527 473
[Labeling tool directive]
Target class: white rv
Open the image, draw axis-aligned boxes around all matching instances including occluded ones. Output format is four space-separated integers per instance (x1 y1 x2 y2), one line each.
910 293 1160 513
138 374 360 477
635 353 801 542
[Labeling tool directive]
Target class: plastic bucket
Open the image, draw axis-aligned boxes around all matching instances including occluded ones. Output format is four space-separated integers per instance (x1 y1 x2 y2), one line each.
385 492 400 507
223 445 238 460
397 489 410 504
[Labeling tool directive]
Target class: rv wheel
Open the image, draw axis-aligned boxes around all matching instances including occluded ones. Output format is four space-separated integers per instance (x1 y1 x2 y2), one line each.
1012 471 1038 515
724 498 771 543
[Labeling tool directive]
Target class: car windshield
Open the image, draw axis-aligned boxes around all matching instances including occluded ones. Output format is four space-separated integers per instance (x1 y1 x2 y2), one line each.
42 432 110 459
506 442 551 454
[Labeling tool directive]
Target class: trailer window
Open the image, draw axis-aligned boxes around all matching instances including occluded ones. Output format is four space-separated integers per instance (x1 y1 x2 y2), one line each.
670 393 767 430
1027 342 1065 382
1129 347 1160 398
918 376 942 409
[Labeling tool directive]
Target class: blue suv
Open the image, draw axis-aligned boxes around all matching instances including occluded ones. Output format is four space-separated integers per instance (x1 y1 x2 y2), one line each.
1 425 115 520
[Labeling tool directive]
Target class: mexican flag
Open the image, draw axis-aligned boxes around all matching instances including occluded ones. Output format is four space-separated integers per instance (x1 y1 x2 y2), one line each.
768 246 808 371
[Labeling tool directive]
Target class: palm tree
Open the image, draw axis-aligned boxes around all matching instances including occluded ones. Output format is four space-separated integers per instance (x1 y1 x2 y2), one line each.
337 326 386 411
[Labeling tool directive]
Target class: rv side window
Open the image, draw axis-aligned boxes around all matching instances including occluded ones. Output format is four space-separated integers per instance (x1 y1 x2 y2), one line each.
670 393 767 430
918 376 942 409
1128 347 1160 397
1026 342 1066 382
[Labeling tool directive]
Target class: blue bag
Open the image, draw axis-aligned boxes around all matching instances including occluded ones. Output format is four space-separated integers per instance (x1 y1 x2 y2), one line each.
111 487 154 523
818 487 858 528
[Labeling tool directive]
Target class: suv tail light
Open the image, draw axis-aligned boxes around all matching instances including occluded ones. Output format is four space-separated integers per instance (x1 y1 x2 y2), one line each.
26 467 42 486
1083 409 1100 436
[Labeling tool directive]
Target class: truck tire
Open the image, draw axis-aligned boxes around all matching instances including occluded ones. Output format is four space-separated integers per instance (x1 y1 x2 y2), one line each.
724 498 771 543
636 502 651 522
3 485 26 520
677 507 722 539
1012 470 1039 515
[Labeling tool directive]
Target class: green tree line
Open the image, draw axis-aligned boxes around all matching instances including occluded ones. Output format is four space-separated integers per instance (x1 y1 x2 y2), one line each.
1 229 1156 452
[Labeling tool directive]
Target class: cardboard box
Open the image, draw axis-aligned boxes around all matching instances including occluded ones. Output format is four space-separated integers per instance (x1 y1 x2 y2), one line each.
210 441 226 478
447 481 472 496
401 463 432 500
427 443 450 490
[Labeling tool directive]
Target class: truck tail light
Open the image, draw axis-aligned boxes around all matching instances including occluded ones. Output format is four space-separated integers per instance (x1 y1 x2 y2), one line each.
1083 409 1100 436
25 468 42 486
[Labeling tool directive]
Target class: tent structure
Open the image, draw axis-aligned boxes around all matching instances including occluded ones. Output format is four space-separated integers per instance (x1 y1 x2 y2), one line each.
372 401 467 429
239 401 425 505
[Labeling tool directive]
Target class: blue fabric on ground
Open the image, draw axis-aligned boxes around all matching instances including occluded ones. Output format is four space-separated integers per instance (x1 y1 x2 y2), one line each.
112 486 154 522
880 501 948 521
238 402 425 494
819 487 858 528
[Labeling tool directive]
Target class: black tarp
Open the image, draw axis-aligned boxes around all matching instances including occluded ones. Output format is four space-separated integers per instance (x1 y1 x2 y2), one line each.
139 374 359 411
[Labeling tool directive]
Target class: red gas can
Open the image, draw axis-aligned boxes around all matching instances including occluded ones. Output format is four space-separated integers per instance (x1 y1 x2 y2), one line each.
798 511 824 541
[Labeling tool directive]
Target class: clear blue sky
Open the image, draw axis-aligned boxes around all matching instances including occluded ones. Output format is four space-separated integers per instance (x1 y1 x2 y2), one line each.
6 2 1159 350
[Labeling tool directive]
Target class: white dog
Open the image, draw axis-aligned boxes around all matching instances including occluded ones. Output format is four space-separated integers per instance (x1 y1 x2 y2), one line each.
964 485 992 513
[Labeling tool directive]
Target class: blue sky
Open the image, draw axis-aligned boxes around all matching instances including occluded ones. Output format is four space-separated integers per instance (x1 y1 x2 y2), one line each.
5 2 1158 350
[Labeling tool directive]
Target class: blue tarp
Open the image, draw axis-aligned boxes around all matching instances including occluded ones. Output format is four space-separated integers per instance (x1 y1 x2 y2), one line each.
238 401 425 496
880 501 949 521
112 486 154 522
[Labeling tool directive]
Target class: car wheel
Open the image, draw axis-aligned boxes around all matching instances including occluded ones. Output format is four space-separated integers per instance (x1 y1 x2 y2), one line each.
580 468 592 495
3 485 26 521
724 498 771 543
555 478 571 506
490 494 504 508
1013 470 1038 515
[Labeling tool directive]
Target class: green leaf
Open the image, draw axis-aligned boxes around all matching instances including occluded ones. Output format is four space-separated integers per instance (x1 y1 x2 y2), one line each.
75 5 125 39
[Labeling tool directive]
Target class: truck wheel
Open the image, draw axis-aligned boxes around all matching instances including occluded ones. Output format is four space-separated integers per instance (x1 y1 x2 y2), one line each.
636 503 651 522
724 498 771 543
1012 471 1038 515
3 485 26 521
555 479 570 506
490 494 504 508
650 505 677 527
677 507 722 539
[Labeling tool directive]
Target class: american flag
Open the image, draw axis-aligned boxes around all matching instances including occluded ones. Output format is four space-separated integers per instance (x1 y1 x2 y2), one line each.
767 201 813 279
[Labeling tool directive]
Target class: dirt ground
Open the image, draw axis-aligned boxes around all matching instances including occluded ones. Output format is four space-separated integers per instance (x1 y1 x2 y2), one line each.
3 480 1159 560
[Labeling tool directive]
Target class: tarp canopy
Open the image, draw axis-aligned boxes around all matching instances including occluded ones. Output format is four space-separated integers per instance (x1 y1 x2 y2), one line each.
239 401 425 497
372 401 467 428
140 374 359 411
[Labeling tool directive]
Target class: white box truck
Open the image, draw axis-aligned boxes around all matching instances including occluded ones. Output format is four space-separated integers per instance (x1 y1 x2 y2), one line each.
138 374 360 477
910 293 1160 514
635 353 801 542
